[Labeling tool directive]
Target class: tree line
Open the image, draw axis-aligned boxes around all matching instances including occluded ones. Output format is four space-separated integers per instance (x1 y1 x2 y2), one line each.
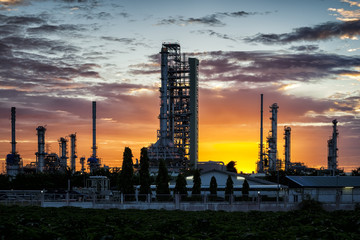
0 147 251 200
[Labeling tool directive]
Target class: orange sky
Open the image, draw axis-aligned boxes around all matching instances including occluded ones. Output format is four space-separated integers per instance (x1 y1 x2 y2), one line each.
0 0 360 174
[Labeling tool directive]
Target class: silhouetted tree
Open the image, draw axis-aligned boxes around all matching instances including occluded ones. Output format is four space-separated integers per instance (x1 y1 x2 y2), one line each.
192 169 201 196
352 167 360 176
242 178 249 200
119 147 134 195
226 161 237 173
156 159 170 200
174 173 187 197
209 176 217 201
0 174 10 190
139 148 151 198
225 175 233 200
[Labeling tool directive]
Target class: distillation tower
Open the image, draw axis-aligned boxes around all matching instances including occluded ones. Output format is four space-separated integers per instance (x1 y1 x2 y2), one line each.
148 43 199 170
267 103 279 172
88 101 100 173
6 107 22 178
58 137 68 172
327 119 338 175
70 133 77 174
36 126 46 173
284 126 291 171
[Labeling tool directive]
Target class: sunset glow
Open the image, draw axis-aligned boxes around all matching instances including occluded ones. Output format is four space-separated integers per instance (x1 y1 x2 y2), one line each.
0 0 359 173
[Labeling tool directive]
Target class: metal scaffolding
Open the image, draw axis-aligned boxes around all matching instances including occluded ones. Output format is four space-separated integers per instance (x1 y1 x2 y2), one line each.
148 43 199 170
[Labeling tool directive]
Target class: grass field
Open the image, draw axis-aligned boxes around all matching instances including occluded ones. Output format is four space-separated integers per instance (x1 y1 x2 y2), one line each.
0 204 359 239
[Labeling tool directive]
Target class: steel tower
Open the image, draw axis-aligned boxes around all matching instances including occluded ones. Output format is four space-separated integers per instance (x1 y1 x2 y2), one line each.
148 43 199 170
58 137 68 172
36 126 46 173
267 103 278 172
70 133 77 174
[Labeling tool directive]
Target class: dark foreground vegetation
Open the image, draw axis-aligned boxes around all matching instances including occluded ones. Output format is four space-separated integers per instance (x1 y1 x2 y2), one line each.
0 204 359 240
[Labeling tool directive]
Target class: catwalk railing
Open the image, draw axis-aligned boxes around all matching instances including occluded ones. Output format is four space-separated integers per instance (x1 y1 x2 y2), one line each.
1 190 359 211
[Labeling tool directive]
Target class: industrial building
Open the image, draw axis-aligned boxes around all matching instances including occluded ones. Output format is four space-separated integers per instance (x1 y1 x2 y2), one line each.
148 43 199 171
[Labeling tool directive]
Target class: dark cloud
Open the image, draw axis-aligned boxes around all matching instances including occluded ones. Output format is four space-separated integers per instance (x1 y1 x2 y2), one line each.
246 20 360 44
102 37 135 44
157 11 254 27
0 12 101 98
195 51 360 83
219 11 252 17
27 24 83 34
290 45 319 52
194 29 237 41
158 14 224 27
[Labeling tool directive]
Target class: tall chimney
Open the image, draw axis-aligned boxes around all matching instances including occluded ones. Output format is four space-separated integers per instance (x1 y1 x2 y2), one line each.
284 126 291 171
327 119 338 175
92 101 97 158
11 107 16 154
257 94 264 173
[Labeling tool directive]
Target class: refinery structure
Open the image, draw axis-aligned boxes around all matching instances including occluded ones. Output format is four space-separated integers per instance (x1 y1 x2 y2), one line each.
256 94 340 175
148 43 199 171
3 43 345 177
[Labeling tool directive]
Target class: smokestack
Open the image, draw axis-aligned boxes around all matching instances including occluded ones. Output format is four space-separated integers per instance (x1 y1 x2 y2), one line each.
92 101 97 158
11 107 16 154
36 126 46 172
284 126 291 171
257 94 264 173
328 119 338 175
70 133 77 174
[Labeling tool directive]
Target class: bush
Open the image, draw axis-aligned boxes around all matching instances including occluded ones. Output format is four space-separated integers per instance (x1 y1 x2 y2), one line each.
298 199 323 212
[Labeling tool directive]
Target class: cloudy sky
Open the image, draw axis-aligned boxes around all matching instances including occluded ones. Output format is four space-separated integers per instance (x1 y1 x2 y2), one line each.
0 0 359 173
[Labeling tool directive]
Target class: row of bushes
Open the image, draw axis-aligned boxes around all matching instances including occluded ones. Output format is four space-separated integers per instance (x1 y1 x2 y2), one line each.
0 203 359 239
